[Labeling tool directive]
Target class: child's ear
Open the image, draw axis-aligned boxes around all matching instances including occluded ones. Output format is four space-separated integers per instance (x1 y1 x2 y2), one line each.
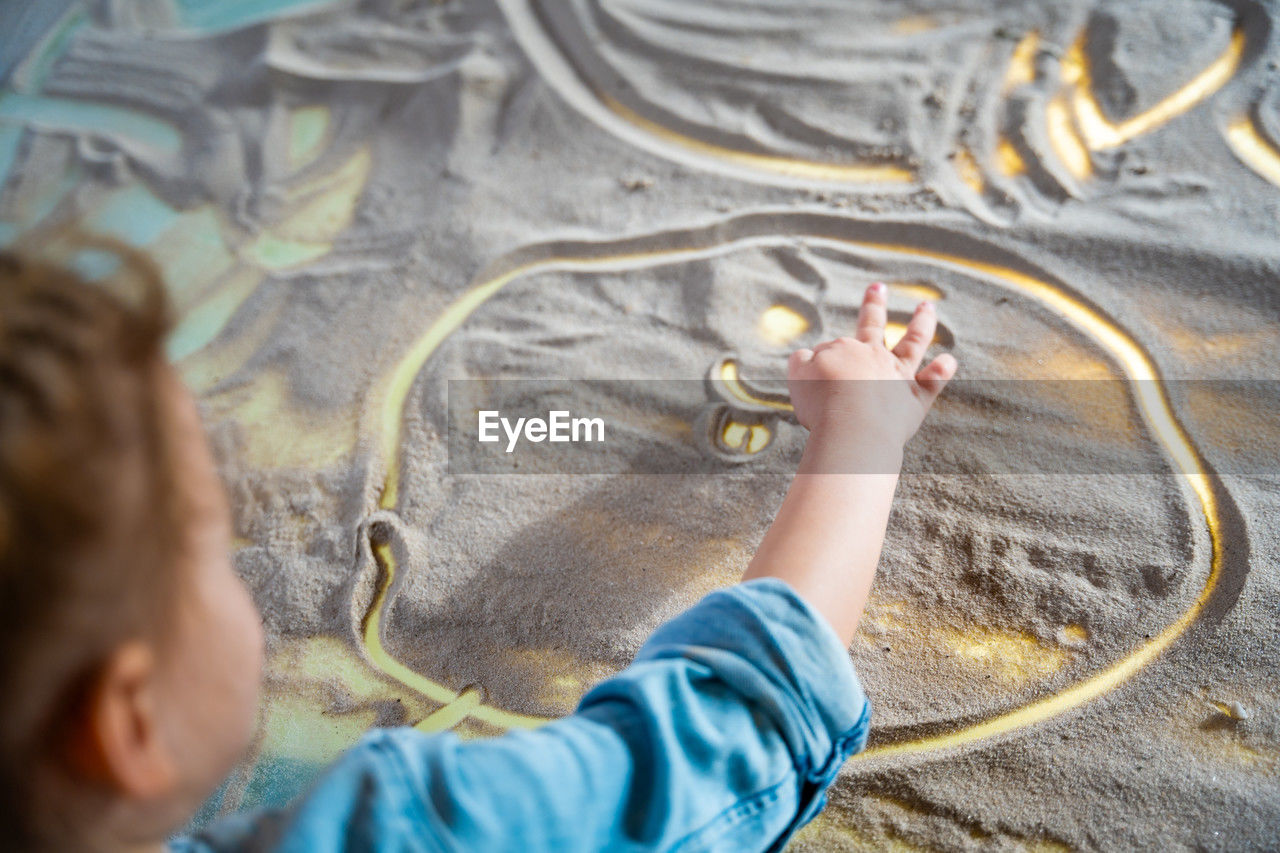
65 641 178 800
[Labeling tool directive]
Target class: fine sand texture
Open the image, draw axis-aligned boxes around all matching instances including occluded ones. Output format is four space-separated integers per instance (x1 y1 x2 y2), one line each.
2 1 1279 849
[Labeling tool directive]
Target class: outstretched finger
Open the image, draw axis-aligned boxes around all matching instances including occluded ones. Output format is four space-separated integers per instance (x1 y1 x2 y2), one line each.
915 352 957 402
854 282 887 345
892 301 937 372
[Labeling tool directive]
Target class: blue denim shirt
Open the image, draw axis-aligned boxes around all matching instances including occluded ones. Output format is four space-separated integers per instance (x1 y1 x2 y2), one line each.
172 578 872 852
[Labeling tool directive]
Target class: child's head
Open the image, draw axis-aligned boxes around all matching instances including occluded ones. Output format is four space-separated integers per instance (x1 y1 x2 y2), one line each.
0 251 264 849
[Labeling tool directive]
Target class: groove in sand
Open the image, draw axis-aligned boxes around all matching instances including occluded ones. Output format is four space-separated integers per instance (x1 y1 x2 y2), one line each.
361 215 1226 761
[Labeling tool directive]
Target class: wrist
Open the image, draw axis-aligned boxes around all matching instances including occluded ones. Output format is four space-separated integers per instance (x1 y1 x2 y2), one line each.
801 415 905 474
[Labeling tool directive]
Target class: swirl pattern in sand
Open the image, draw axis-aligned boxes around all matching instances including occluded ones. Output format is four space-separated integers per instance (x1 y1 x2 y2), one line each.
506 0 1266 224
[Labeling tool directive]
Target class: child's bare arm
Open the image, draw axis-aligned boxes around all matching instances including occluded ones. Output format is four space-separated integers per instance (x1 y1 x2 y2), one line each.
742 282 957 645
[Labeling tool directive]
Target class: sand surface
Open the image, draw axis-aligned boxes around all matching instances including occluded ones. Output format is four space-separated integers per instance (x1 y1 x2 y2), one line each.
2 1 1278 849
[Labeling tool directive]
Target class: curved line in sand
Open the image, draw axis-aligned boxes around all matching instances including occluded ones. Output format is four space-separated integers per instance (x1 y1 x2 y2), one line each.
501 1 1246 197
1045 24 1248 181
1065 28 1245 153
495 0 914 188
717 359 793 413
364 214 1226 758
1225 112 1280 186
363 539 544 731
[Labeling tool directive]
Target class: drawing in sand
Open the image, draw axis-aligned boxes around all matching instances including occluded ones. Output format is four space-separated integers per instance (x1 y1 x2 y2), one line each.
1 1 1276 848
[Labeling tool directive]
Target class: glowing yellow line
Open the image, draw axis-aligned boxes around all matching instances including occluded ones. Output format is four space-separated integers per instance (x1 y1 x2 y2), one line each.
889 281 944 301
1046 91 1094 180
1225 114 1280 187
996 137 1027 177
363 541 545 729
379 271 518 509
953 146 985 194
719 360 794 412
377 246 711 508
1069 28 1244 151
601 94 915 185
415 688 483 733
362 542 456 705
497 0 913 188
1003 31 1040 95
818 243 1221 759
368 227 1220 756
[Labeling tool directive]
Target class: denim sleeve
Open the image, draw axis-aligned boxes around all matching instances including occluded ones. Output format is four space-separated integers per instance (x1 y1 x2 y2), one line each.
171 577 871 853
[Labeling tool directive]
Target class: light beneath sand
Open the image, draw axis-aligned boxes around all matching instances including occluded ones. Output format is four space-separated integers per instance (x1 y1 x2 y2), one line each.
502 647 613 711
288 105 330 169
600 93 916 184
884 321 910 350
364 227 1224 761
1046 91 1093 180
515 11 1242 201
757 304 809 347
243 146 372 270
6 5 87 96
1061 623 1089 644
944 624 1071 683
1225 114 1280 187
1002 31 1040 94
497 0 916 188
1208 699 1248 721
363 541 545 731
996 137 1027 177
953 147 985 194
717 359 794 412
889 281 945 302
892 14 937 35
21 142 374 435
416 687 484 732
1037 24 1243 183
755 305 927 354
1063 28 1245 152
865 606 1081 684
200 370 357 469
721 419 772 455
249 635 443 785
0 91 182 154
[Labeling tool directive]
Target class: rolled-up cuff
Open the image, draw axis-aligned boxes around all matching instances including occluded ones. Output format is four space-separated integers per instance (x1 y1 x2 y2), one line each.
632 577 872 806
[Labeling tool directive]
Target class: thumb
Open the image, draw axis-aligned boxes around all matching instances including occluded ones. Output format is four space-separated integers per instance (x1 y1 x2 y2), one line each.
915 353 957 403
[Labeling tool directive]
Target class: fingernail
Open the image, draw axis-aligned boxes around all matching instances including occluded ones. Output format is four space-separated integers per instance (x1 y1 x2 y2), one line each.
919 301 933 313
869 282 886 296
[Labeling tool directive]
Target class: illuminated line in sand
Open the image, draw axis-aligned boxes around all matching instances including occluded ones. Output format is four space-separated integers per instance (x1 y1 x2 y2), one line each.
1063 29 1245 153
503 0 1246 196
600 94 915 185
497 0 914 188
717 359 792 413
362 215 1228 759
1225 112 1280 187
1050 26 1245 180
363 540 544 731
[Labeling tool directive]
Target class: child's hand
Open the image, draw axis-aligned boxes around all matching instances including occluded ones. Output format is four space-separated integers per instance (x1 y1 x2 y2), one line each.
749 282 958 641
787 282 957 451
